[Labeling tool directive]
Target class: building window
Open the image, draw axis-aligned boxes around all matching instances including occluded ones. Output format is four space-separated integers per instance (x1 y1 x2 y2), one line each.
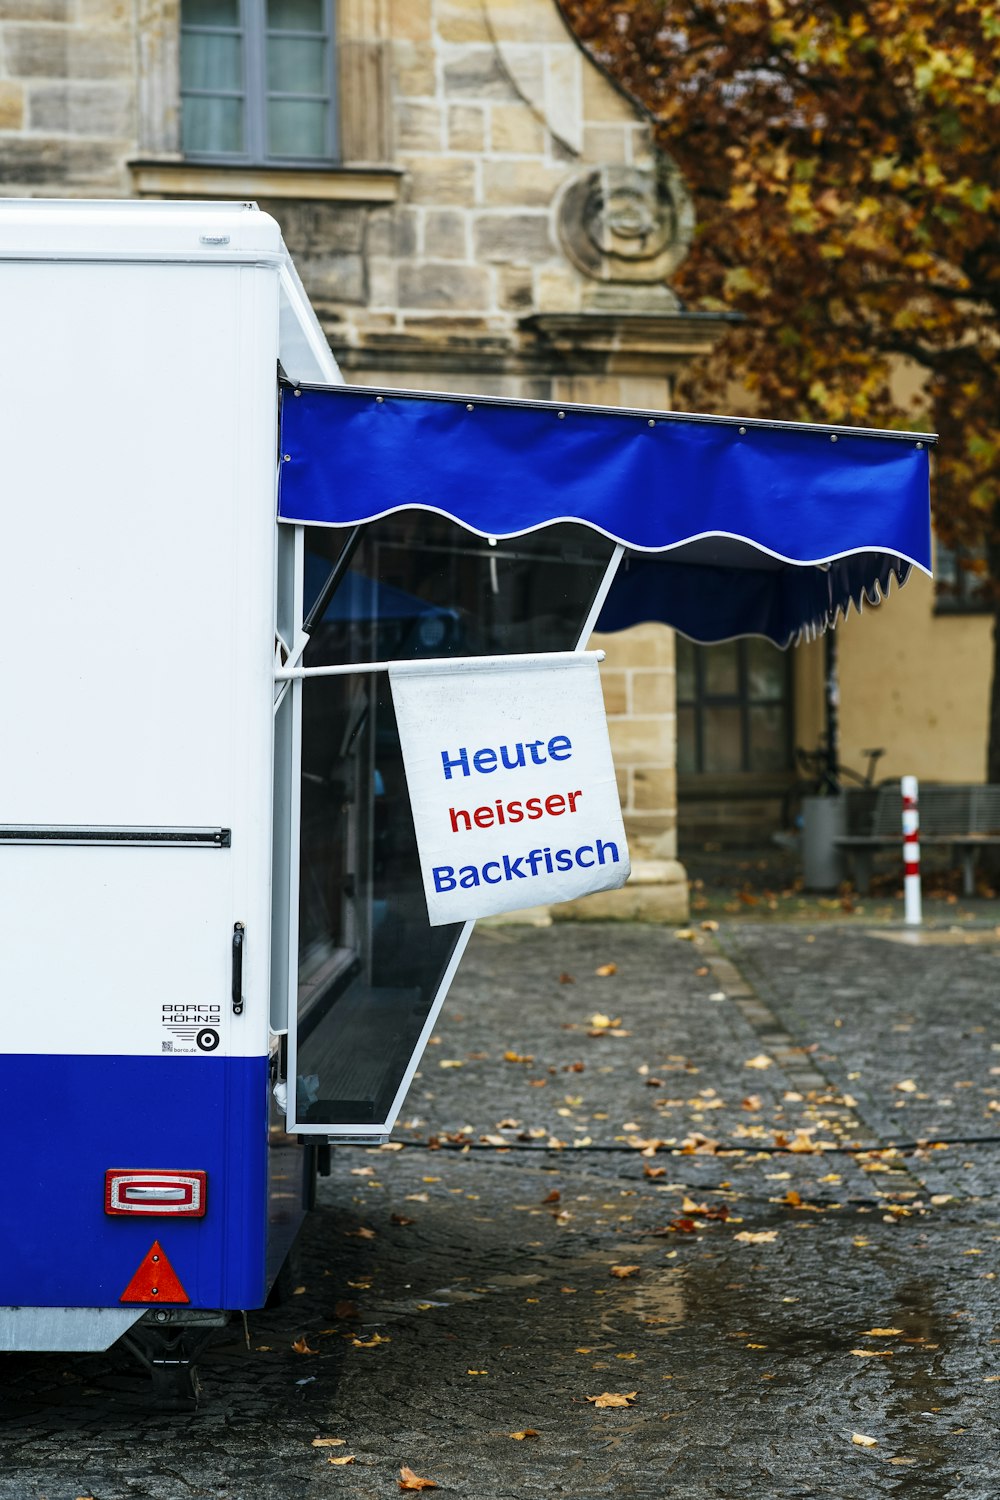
676 636 792 775
180 0 338 165
934 538 991 615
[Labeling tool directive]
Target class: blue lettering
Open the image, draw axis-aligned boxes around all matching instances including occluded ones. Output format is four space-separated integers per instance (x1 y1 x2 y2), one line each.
596 839 619 866
555 848 573 871
483 862 502 885
473 747 498 774
527 739 546 765
441 747 470 780
459 865 481 888
548 735 572 762
500 743 527 770
576 844 595 869
433 865 457 891
503 854 526 880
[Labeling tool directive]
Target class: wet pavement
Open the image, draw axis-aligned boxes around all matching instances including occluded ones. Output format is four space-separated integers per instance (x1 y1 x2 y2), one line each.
1 920 998 1499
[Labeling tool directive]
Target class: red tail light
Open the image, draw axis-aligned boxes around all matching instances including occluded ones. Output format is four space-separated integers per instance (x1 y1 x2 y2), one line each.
105 1170 207 1217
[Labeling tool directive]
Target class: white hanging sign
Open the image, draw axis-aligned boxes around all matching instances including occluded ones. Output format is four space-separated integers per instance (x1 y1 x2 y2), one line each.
389 652 630 926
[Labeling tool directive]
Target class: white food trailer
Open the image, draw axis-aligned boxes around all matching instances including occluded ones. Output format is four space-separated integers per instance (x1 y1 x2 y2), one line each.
0 199 932 1397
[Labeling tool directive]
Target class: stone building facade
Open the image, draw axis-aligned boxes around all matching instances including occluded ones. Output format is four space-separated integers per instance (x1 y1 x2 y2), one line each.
0 0 731 917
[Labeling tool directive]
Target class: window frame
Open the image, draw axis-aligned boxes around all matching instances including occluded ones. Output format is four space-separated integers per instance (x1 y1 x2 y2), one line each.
180 0 339 169
933 536 992 617
676 636 793 777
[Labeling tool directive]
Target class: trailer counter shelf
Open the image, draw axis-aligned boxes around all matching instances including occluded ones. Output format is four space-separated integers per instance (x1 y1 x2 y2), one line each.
0 200 932 1396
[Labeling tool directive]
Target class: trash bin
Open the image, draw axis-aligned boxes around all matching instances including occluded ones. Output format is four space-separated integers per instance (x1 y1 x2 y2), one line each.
801 794 846 892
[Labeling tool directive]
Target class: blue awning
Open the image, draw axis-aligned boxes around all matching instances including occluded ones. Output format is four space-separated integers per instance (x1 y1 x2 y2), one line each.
278 384 933 646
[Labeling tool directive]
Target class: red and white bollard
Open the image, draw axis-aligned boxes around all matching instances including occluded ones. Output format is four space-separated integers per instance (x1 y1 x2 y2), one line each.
902 775 922 926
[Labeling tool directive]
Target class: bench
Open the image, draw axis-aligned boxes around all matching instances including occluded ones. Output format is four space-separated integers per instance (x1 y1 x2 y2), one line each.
835 784 1000 896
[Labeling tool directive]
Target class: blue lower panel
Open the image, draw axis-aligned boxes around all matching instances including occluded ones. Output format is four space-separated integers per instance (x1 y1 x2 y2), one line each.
1 1054 270 1310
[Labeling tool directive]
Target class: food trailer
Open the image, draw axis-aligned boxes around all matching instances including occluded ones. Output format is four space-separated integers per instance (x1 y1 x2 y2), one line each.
0 200 932 1396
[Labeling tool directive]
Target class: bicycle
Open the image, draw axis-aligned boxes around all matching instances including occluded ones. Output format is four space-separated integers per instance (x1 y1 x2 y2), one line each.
780 744 887 837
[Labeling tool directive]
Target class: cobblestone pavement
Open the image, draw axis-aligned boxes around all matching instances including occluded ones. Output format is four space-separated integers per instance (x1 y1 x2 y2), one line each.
1 922 997 1499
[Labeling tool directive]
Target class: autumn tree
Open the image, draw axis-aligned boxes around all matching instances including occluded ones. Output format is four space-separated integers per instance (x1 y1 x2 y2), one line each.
559 0 1000 773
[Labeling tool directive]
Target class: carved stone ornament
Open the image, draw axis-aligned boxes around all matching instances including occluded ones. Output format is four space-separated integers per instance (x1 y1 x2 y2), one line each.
556 157 694 284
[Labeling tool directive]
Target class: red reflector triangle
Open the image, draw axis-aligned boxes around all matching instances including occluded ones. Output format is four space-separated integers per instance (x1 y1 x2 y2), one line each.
120 1239 190 1304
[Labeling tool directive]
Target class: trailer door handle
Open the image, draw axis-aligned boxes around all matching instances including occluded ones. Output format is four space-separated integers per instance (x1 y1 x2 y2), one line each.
232 923 245 1015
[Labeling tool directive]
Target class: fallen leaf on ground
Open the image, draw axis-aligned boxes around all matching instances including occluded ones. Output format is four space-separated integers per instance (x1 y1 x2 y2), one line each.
350 1167 375 1177
292 1337 317 1354
851 1349 893 1358
399 1467 438 1491
503 1050 534 1063
852 1433 878 1447
543 1189 561 1203
643 1163 666 1178
351 1333 390 1348
894 1079 917 1092
328 1456 355 1465
594 963 618 976
311 1438 346 1448
558 972 575 984
509 1429 540 1440
390 1213 415 1226
587 1391 638 1408
734 1231 778 1245
610 1265 640 1279
345 1226 376 1240
744 1054 773 1070
863 1328 904 1337
439 1059 464 1069
890 1458 917 1465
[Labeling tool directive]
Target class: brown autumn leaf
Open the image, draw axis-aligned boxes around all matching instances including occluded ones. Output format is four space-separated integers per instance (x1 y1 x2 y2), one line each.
643 1163 666 1179
783 1191 802 1208
543 1189 561 1204
610 1265 640 1279
504 1050 534 1063
851 1433 878 1447
851 1349 893 1358
863 1328 904 1337
345 1226 376 1240
311 1438 347 1448
328 1455 356 1465
509 1428 540 1440
558 972 575 984
594 963 618 976
744 1054 773 1070
390 1213 415 1226
733 1230 778 1245
587 1391 638 1409
351 1332 390 1348
292 1337 317 1355
399 1467 438 1491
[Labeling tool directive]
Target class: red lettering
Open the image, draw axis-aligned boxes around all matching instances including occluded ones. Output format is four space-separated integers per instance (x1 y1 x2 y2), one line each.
473 806 494 828
545 794 565 816
567 790 582 812
525 797 543 819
